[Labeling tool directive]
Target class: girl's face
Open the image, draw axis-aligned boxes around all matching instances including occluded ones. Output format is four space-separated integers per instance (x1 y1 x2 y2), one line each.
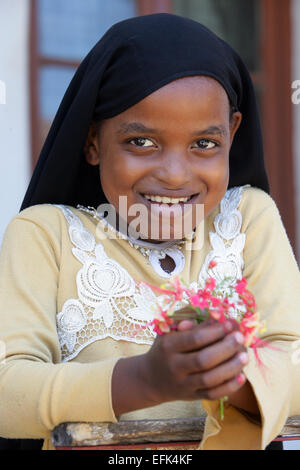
85 76 242 241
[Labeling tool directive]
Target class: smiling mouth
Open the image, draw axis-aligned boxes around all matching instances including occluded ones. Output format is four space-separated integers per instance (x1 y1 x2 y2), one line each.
142 194 196 204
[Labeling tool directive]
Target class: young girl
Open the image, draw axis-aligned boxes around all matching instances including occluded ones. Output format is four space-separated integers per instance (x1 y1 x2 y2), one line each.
1 13 300 451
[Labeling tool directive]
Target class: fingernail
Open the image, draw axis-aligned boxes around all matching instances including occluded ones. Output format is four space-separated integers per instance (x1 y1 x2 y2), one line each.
239 352 249 365
234 332 244 344
223 321 233 333
237 373 246 385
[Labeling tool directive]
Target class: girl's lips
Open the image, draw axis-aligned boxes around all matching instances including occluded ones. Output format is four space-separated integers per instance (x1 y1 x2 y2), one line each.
130 193 204 240
143 194 192 204
139 193 199 206
136 193 202 221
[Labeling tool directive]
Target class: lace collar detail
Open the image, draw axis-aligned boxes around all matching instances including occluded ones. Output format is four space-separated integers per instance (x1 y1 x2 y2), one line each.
198 185 247 288
55 185 248 362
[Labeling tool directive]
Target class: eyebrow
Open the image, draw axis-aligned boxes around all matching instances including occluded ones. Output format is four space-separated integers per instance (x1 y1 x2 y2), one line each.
117 121 228 137
192 125 228 137
117 122 161 135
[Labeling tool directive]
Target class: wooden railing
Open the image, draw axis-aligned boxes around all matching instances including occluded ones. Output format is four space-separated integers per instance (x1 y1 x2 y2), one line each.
51 416 300 450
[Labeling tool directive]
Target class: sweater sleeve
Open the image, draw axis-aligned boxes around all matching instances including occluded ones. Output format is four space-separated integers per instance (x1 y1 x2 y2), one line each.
200 188 300 450
0 209 119 439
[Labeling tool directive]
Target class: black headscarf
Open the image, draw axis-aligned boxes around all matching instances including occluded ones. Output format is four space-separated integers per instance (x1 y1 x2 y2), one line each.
20 13 269 212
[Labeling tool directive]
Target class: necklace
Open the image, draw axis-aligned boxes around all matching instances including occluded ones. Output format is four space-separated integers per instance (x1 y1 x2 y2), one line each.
76 204 187 278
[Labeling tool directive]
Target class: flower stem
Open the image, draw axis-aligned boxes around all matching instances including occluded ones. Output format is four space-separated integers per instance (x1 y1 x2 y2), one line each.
219 396 228 420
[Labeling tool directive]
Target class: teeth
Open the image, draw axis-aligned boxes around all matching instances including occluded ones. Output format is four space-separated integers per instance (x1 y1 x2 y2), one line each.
144 194 190 203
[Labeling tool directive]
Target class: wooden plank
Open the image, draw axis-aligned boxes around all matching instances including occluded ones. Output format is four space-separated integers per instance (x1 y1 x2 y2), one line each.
280 416 300 435
51 417 205 448
51 416 300 448
56 442 200 450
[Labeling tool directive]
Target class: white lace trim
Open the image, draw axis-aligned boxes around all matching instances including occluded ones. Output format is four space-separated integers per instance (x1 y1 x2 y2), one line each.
55 185 248 362
55 205 158 362
198 186 248 297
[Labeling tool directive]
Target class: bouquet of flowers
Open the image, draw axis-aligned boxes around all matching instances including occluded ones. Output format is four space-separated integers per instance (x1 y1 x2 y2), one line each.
140 263 270 420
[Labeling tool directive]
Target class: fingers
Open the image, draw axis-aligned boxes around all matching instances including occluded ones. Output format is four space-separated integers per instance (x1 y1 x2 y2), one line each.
176 320 196 332
180 331 246 374
186 350 249 391
194 372 247 401
148 318 247 404
165 320 236 353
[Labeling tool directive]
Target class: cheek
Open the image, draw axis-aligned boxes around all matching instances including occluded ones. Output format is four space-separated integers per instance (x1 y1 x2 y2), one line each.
210 156 230 192
98 150 119 204
200 155 230 215
99 150 144 205
214 159 230 186
197 152 229 187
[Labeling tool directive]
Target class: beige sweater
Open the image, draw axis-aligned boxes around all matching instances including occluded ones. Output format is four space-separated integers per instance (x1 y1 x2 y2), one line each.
0 186 300 450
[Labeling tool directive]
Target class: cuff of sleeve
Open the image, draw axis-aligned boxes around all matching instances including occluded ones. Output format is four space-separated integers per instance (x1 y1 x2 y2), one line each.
243 344 291 449
199 398 262 450
200 343 292 450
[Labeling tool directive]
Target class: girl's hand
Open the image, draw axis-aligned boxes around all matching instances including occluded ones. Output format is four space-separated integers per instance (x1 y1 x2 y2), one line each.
140 318 248 404
111 318 249 416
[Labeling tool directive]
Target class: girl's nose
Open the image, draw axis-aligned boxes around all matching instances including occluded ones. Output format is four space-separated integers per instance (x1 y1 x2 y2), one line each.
154 151 191 188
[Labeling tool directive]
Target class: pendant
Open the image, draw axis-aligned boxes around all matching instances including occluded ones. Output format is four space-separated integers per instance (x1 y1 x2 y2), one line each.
149 247 185 278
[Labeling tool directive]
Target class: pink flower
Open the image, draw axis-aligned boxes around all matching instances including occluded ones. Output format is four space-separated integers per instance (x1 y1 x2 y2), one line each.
143 277 187 302
205 277 216 292
208 260 217 269
210 297 221 308
149 308 175 335
189 295 209 309
236 277 247 295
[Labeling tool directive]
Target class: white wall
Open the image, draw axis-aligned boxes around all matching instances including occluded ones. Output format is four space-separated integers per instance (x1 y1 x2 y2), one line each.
0 0 31 246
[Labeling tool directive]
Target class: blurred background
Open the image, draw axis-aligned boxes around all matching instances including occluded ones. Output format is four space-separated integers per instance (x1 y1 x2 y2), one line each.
0 0 299 265
0 0 300 450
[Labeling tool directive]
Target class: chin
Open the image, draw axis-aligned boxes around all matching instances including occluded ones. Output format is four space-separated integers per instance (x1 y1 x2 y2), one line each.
139 223 195 243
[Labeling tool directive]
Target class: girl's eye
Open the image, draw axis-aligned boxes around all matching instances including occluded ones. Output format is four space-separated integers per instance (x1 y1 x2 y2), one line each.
128 137 154 147
193 139 217 150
